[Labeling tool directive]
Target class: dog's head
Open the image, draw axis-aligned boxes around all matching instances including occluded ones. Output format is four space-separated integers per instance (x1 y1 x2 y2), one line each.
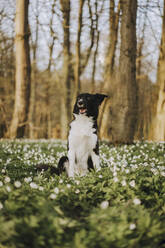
73 93 108 119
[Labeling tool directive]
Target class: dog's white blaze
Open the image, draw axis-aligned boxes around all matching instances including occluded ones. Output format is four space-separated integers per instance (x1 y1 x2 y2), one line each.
68 114 99 177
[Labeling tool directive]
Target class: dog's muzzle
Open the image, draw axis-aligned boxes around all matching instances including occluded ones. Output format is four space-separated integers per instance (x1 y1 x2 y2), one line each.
77 99 87 114
79 108 87 114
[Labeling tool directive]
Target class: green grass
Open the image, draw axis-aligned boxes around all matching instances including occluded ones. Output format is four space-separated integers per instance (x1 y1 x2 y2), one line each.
0 140 165 248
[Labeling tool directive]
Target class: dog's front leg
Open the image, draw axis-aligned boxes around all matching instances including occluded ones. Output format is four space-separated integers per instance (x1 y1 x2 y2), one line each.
68 150 75 177
91 151 100 171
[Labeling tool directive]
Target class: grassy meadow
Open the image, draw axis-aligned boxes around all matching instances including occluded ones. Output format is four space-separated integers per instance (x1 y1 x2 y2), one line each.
0 140 165 248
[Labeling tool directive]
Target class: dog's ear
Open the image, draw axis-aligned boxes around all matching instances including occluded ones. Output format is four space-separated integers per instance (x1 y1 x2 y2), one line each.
95 94 108 105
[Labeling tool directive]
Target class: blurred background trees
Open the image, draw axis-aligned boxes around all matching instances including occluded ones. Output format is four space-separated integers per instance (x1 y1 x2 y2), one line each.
8 0 31 138
0 0 164 142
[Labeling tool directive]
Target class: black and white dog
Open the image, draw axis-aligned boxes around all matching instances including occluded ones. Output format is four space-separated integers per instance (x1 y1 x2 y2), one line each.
58 93 108 177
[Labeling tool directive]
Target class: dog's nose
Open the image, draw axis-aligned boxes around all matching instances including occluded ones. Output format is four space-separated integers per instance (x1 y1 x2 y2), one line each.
77 99 83 107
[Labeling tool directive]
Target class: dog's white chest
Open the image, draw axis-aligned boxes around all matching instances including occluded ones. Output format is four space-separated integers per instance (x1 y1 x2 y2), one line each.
69 115 97 155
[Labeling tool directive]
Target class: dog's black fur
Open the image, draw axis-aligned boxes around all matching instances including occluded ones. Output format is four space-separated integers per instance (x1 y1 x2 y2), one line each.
36 156 68 175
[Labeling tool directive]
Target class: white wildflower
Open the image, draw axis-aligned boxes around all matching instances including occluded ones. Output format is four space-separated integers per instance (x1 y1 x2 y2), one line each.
6 186 11 192
14 181 22 188
50 193 57 200
133 198 141 205
129 223 136 230
24 177 32 183
161 171 165 177
2 169 5 173
75 180 80 185
30 182 38 189
100 200 109 209
39 186 44 191
129 180 135 187
121 180 127 186
125 169 130 174
0 181 3 187
54 187 59 194
0 202 3 210
4 176 10 183
113 177 119 183
75 189 80 194
66 184 71 189
151 168 158 175
59 179 63 184
113 171 117 177
99 175 103 179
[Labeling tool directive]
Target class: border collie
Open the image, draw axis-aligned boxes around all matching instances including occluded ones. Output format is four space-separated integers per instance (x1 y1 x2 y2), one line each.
58 93 108 177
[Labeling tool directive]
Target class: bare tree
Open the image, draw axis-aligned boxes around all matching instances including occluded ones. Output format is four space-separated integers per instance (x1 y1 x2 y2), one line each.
153 0 165 141
74 0 85 95
8 0 31 138
105 0 121 84
99 0 121 138
135 0 152 140
60 0 74 139
28 0 39 139
91 0 102 92
46 1 57 138
0 4 15 138
107 0 138 143
0 33 15 137
80 0 95 75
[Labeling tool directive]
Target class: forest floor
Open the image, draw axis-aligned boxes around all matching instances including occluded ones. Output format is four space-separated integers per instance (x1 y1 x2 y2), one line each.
0 140 165 248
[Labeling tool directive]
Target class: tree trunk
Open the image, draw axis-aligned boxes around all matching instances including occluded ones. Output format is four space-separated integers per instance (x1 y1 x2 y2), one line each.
107 0 137 143
74 0 85 95
28 0 39 139
99 0 121 139
105 0 121 81
45 1 56 139
8 0 31 138
153 1 165 141
91 0 105 92
80 0 95 75
60 0 74 139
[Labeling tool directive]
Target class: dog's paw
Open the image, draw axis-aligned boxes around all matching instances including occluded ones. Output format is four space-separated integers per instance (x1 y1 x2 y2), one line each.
68 170 74 178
